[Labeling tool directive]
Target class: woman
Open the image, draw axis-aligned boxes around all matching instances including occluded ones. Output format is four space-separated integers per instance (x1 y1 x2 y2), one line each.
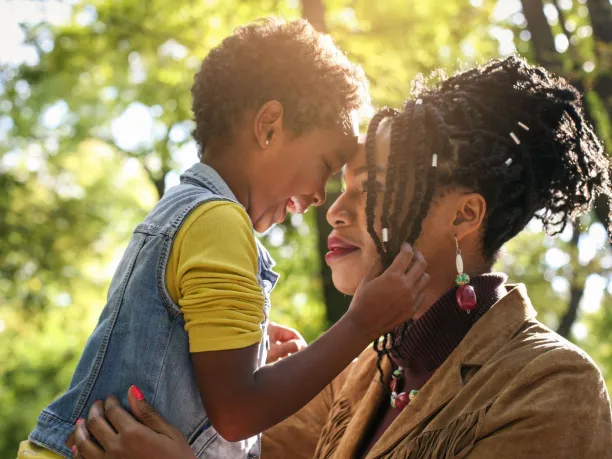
73 56 612 458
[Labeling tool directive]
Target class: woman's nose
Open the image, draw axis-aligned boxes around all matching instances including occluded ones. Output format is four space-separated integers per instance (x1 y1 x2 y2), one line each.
326 193 353 227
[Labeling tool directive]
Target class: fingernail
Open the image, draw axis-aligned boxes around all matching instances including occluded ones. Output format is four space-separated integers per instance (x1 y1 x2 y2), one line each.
75 418 84 425
130 384 145 401
402 243 411 250
72 445 76 454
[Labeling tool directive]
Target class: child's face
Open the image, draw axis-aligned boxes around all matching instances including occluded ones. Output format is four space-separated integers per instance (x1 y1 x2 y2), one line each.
249 127 357 233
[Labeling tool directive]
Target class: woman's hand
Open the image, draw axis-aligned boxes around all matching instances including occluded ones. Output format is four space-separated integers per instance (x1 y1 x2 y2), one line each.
266 322 307 363
73 385 195 459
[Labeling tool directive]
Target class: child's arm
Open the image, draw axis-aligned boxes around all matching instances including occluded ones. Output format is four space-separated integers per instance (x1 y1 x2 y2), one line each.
193 243 428 442
172 202 428 441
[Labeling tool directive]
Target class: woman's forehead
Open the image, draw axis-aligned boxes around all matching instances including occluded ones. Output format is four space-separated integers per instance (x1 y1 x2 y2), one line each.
350 119 393 171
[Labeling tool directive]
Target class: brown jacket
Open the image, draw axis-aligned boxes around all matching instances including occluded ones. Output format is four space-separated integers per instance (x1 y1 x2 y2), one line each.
263 285 612 458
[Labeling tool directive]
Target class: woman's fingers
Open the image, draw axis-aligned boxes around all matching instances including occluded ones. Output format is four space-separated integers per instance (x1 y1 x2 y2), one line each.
267 339 305 362
74 418 105 459
127 385 177 437
104 395 139 433
87 400 117 447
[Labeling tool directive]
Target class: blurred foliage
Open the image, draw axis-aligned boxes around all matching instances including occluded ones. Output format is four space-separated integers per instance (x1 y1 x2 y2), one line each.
1 0 611 456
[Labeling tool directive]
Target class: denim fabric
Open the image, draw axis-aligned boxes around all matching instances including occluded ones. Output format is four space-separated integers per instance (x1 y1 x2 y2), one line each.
29 163 279 458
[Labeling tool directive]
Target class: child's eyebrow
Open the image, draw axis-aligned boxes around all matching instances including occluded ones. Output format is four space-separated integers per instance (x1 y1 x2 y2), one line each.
335 142 359 164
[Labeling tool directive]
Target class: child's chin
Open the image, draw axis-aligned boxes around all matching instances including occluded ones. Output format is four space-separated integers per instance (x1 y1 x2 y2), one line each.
253 216 274 233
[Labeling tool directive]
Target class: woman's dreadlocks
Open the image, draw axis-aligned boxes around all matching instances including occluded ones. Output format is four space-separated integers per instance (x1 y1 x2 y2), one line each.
366 56 612 384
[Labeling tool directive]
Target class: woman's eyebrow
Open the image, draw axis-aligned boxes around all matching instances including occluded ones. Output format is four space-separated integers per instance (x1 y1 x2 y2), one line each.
352 165 386 176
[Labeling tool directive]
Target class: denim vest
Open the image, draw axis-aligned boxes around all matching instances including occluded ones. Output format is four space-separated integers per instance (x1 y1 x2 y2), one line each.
29 163 279 458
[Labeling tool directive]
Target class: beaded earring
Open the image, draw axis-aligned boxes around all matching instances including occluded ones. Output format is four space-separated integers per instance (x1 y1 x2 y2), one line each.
455 236 477 313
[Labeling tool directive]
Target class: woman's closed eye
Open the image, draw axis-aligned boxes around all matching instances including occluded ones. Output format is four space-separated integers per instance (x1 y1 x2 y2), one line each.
361 180 384 194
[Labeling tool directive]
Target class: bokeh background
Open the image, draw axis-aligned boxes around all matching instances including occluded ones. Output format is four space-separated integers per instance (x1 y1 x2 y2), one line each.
1 0 612 455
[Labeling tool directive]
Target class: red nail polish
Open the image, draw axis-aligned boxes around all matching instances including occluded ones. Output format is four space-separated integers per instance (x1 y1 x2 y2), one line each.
75 418 84 425
72 445 76 454
130 385 145 401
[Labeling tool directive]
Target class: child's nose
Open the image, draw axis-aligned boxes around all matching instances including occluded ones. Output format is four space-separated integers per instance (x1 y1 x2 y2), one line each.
311 188 326 207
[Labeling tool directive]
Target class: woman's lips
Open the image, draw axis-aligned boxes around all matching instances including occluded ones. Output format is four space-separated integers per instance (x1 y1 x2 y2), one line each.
326 235 360 264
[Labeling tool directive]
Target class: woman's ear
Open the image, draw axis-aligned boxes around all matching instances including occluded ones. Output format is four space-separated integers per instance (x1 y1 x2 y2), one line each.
254 100 284 149
452 192 487 241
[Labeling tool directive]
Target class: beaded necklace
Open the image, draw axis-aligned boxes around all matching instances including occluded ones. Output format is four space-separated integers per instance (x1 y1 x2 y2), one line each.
389 366 419 410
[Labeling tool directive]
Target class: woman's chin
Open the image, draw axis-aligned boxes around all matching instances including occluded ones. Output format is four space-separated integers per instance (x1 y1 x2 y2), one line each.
330 272 359 296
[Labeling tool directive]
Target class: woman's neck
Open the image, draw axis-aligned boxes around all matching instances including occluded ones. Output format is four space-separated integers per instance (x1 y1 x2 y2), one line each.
391 272 508 372
417 252 493 321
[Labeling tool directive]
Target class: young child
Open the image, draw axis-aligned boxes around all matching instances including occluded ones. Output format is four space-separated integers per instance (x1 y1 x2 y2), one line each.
20 18 429 459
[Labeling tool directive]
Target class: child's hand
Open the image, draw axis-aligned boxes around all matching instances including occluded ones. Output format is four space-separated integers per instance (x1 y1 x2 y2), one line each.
72 386 195 459
347 243 429 341
266 322 307 364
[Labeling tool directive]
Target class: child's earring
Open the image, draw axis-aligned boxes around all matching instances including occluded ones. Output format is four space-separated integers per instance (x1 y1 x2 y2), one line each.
454 235 477 313
264 130 273 147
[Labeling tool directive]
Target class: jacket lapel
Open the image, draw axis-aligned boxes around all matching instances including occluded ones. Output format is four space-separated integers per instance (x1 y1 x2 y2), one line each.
367 284 538 458
331 356 390 458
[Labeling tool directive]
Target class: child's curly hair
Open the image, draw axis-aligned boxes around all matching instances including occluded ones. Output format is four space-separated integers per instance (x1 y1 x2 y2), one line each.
191 18 369 155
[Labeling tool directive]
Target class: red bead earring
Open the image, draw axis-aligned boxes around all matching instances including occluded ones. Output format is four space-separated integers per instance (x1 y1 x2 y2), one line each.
455 236 477 313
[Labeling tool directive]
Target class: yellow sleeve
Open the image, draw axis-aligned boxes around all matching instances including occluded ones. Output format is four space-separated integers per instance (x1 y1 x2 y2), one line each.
166 201 265 353
18 441 64 459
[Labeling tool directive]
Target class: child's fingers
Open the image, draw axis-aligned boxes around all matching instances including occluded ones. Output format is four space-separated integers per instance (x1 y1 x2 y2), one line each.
412 292 426 314
361 258 383 283
73 419 104 459
413 272 430 294
387 243 415 275
404 250 427 283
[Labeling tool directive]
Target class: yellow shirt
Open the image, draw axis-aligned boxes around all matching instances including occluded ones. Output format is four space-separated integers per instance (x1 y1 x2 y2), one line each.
166 200 265 353
18 201 265 459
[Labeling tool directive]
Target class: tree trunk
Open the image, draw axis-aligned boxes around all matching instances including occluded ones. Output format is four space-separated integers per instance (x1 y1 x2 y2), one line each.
586 0 612 43
587 0 612 123
301 0 327 33
557 225 585 338
520 0 562 72
521 1 591 338
557 285 584 338
301 0 351 325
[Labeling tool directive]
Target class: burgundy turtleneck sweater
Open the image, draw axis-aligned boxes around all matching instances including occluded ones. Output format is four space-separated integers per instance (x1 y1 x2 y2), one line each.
358 273 508 458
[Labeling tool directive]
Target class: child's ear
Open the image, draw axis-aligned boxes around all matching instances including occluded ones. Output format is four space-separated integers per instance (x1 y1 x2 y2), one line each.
254 100 284 149
452 192 486 241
